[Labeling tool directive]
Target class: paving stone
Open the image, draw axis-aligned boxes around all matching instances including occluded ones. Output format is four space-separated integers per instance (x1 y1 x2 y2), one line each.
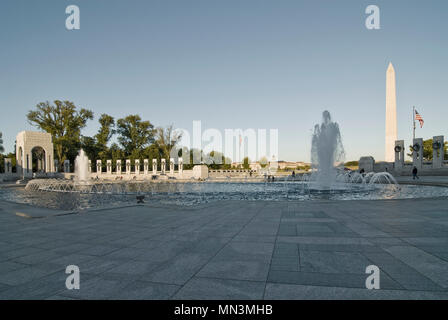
0 266 59 286
264 283 448 300
173 277 265 300
363 252 444 291
199 259 271 282
2 197 448 299
267 270 402 290
299 251 372 274
115 281 180 299
383 246 448 288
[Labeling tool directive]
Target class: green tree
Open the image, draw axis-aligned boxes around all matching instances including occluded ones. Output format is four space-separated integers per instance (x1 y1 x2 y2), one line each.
95 114 115 152
144 144 162 162
108 143 126 171
27 100 94 166
407 139 448 161
243 156 250 169
155 124 182 160
116 115 155 156
0 132 4 154
80 136 99 162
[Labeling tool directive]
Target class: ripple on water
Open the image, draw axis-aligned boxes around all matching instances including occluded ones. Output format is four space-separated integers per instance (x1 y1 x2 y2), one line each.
1 182 447 211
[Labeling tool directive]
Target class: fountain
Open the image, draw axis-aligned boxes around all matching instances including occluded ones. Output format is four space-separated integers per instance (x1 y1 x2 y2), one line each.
310 111 345 189
19 110 413 211
75 149 90 182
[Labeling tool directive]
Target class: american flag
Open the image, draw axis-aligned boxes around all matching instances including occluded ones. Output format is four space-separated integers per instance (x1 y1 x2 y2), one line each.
415 110 424 128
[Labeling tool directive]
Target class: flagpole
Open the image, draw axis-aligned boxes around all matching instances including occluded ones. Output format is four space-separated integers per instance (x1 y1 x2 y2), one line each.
412 106 416 140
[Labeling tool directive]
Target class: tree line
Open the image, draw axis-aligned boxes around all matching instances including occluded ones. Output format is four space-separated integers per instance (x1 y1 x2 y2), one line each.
0 100 237 172
25 100 194 170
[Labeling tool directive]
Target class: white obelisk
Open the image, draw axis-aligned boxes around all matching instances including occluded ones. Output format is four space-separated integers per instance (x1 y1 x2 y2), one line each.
385 62 397 162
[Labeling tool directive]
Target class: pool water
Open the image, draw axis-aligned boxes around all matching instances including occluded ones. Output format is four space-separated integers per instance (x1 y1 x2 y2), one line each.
1 181 448 211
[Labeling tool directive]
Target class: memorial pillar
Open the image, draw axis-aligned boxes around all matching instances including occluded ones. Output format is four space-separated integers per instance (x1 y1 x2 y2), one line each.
433 135 444 169
412 138 423 169
152 159 157 174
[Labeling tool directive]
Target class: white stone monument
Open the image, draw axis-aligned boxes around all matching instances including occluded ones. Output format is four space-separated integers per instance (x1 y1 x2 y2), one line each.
385 62 398 162
16 131 55 176
394 140 404 171
107 160 112 174
170 158 174 175
193 164 208 179
161 159 166 174
144 159 149 175
152 159 157 174
116 160 122 175
179 157 183 174
88 160 92 173
359 156 375 172
126 160 131 175
96 160 102 174
135 159 140 175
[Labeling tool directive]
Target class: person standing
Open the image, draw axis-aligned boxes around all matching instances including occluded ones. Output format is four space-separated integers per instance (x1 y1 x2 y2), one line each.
412 167 419 180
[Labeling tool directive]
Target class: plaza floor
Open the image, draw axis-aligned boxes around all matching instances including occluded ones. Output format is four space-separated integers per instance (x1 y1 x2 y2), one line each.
0 196 448 299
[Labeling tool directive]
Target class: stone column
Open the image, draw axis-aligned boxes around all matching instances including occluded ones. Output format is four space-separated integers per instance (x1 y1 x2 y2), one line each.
126 160 131 175
152 159 157 174
179 157 183 174
54 160 59 173
144 159 149 175
412 138 423 169
170 158 174 175
47 154 52 173
37 158 43 172
107 160 112 174
432 135 444 169
88 160 92 173
161 159 166 174
64 160 70 173
135 159 140 175
25 153 30 174
96 160 102 174
394 140 404 171
116 160 122 175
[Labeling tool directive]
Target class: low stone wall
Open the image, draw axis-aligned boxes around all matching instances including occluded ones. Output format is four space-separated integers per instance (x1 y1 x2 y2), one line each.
61 170 195 181
0 173 19 182
209 170 252 178
370 162 448 176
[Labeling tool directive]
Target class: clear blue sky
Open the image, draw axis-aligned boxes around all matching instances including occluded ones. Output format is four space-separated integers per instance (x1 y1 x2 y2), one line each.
1 0 447 162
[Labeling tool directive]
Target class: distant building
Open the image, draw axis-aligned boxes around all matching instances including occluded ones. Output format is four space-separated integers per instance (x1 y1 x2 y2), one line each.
277 161 308 170
231 160 310 171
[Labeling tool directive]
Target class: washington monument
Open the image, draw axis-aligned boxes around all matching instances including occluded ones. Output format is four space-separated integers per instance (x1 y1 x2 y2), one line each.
385 62 397 162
